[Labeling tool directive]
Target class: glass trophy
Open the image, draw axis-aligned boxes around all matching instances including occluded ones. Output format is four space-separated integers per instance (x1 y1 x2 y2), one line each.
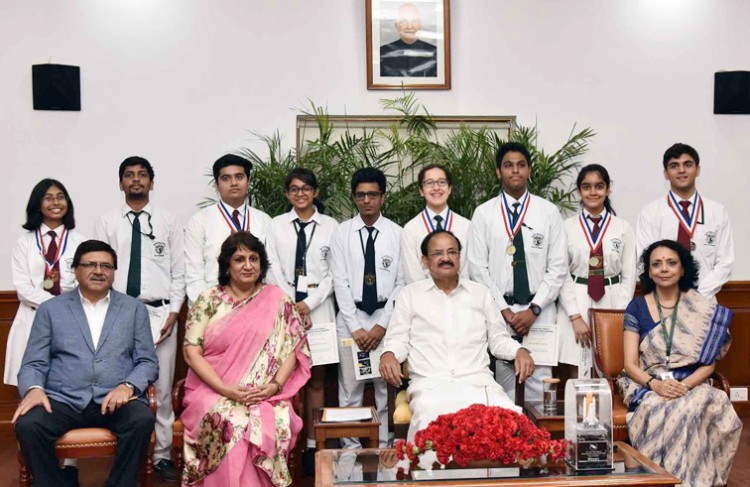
564 378 613 471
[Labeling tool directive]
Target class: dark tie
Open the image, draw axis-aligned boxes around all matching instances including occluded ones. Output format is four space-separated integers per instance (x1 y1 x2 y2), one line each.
511 202 531 304
434 215 444 231
232 209 242 231
126 211 142 298
587 216 605 302
676 200 692 251
361 227 378 315
45 230 61 296
294 219 311 302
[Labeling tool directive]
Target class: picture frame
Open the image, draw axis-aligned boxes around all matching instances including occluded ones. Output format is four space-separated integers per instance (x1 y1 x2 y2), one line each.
366 0 451 90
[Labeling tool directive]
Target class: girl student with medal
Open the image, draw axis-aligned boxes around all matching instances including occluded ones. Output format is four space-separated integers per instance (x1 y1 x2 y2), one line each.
617 240 740 487
4 179 86 386
557 165 637 378
265 168 339 473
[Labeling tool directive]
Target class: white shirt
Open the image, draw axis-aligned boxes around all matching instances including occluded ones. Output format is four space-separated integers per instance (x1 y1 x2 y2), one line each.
636 192 734 299
384 278 522 389
467 192 567 311
400 207 471 284
558 211 637 317
330 214 405 334
80 290 111 349
93 203 185 314
184 200 272 305
266 208 338 310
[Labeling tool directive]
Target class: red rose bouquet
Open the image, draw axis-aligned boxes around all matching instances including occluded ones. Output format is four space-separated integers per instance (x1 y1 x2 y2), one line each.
395 404 566 468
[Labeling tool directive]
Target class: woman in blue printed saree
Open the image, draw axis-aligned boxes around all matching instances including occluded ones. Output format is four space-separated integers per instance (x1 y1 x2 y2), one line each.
618 240 741 487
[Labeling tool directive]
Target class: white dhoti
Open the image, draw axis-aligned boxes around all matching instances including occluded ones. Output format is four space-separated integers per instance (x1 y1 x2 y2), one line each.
406 377 521 442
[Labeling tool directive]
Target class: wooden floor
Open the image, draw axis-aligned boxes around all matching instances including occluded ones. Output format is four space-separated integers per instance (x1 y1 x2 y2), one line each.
1 418 748 486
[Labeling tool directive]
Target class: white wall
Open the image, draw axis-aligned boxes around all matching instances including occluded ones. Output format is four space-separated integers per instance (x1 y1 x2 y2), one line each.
1 0 748 289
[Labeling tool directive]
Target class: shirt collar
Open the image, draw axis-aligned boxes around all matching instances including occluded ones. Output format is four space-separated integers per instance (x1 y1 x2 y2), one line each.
501 191 529 206
78 289 111 307
582 208 606 220
353 213 384 232
287 208 320 225
669 190 697 204
424 206 449 221
220 199 247 213
120 202 153 217
425 276 466 294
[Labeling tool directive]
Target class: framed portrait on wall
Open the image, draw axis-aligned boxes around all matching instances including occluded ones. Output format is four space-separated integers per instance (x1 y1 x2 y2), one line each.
366 0 451 90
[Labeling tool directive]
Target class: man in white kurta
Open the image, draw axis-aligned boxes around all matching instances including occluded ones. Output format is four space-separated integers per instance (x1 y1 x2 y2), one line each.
184 155 271 305
636 143 733 300
467 143 566 401
381 230 534 441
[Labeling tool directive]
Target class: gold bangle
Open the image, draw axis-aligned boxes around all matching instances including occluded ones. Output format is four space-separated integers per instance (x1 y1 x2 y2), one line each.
270 380 283 394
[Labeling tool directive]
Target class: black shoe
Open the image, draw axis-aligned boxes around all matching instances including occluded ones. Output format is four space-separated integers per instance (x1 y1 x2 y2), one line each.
154 459 178 483
61 466 79 487
302 448 316 476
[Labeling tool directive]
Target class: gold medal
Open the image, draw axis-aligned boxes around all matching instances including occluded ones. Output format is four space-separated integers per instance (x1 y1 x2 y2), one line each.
589 256 600 267
43 277 54 290
507 245 516 255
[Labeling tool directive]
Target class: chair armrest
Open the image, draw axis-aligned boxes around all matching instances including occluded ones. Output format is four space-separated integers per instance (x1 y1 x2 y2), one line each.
172 378 186 417
710 371 731 396
147 384 157 414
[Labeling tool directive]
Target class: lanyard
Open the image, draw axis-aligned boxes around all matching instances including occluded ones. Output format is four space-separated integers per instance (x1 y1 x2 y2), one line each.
654 291 681 368
217 201 249 233
36 227 69 273
579 210 611 253
293 219 317 268
358 226 379 257
421 208 453 233
500 192 530 240
667 191 702 238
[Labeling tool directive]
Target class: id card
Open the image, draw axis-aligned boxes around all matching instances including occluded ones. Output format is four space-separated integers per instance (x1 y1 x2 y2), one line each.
296 275 309 293
660 371 675 381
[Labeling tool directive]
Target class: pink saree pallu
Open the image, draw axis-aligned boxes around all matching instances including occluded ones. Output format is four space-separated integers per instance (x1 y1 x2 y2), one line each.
181 285 311 486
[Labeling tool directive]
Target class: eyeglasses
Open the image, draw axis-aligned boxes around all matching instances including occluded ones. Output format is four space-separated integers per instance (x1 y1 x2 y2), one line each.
353 191 383 201
42 194 67 203
428 249 459 259
422 179 449 189
77 262 115 271
288 185 314 195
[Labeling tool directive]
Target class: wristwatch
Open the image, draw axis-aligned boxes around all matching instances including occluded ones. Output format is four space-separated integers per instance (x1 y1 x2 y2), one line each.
529 303 542 316
121 382 137 395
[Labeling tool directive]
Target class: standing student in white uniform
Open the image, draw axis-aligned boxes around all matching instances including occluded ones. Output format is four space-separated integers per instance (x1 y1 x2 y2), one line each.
636 143 733 301
381 230 535 441
400 164 471 284
184 155 272 306
467 142 567 401
266 168 338 471
5 179 86 387
557 165 636 379
330 168 405 448
93 157 185 482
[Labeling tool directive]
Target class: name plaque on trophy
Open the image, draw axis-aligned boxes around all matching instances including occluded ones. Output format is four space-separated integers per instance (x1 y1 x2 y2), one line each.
564 380 614 471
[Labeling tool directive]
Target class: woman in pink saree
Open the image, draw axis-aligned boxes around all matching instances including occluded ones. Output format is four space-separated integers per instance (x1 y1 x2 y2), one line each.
181 232 311 486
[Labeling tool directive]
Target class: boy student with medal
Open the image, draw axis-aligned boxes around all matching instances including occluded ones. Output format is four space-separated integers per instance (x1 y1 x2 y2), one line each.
266 168 338 472
636 143 734 301
330 167 405 448
556 165 636 379
93 157 185 482
5 179 86 387
184 154 271 306
400 163 471 284
467 142 567 401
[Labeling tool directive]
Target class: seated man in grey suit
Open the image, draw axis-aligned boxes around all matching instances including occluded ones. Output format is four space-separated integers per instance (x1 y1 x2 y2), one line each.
13 240 159 487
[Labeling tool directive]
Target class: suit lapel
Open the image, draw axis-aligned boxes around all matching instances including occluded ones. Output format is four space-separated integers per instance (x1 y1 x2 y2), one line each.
67 290 95 353
97 292 122 351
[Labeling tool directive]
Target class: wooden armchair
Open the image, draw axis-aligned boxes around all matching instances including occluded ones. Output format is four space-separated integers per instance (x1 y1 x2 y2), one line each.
589 308 731 442
17 384 158 487
171 379 305 482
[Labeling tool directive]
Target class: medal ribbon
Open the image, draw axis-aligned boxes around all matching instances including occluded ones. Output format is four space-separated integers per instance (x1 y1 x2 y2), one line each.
36 227 69 276
654 291 681 368
578 210 612 253
217 201 250 233
667 191 702 239
421 208 453 233
500 192 530 240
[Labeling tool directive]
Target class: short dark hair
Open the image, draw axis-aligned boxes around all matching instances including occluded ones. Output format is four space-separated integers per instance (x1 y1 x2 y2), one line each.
217 231 270 286
118 156 155 181
72 240 118 270
420 229 463 257
496 142 532 169
23 179 76 231
212 154 252 182
285 167 318 189
576 164 617 216
662 143 700 170
417 163 453 187
639 239 698 293
351 167 386 194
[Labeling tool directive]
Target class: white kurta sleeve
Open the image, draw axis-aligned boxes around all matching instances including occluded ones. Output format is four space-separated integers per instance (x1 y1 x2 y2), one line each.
467 207 510 311
184 213 208 306
532 209 567 309
330 227 360 334
617 222 638 309
698 209 734 299
485 290 522 360
383 287 412 362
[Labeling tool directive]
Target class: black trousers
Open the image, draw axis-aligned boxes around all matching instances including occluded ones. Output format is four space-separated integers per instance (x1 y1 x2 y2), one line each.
15 398 154 487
